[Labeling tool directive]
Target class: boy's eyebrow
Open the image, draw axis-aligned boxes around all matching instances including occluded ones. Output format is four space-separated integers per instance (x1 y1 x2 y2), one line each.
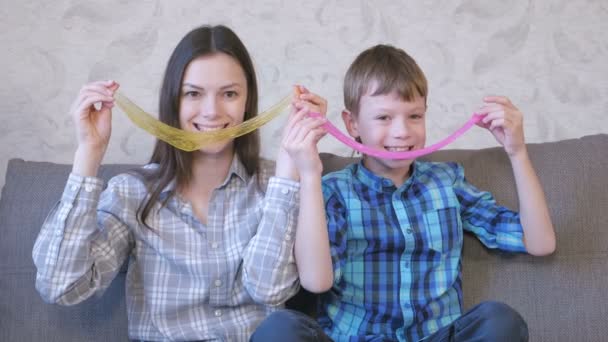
374 106 427 113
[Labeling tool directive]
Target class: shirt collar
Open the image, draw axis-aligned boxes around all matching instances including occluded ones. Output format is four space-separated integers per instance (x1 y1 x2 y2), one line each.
353 160 420 193
158 154 250 198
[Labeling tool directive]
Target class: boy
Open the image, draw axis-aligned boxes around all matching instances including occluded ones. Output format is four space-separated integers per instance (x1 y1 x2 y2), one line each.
318 45 555 341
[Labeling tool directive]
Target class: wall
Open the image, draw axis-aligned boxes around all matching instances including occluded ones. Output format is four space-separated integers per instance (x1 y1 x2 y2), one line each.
1 0 607 188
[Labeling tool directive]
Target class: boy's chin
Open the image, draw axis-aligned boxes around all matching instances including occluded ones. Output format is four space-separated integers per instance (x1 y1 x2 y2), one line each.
364 155 414 170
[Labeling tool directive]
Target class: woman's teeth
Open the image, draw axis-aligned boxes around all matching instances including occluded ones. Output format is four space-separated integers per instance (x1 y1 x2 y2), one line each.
194 123 226 132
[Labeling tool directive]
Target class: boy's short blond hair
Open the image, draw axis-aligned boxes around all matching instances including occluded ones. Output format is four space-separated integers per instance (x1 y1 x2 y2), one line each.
344 44 428 115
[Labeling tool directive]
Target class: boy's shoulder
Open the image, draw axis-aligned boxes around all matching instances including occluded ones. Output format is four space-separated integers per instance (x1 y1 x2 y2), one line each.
322 162 358 185
320 160 466 186
416 160 464 179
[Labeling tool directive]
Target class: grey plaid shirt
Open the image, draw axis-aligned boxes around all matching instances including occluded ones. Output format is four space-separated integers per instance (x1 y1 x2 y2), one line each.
33 157 301 341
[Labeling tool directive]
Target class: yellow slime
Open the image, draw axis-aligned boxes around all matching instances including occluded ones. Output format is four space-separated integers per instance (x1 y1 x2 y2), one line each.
114 92 291 151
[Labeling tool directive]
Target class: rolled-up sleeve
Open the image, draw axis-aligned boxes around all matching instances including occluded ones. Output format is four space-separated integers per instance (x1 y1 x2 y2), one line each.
452 163 526 253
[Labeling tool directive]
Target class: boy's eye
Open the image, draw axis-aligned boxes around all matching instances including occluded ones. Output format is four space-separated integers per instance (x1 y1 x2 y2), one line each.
376 114 390 121
410 114 423 119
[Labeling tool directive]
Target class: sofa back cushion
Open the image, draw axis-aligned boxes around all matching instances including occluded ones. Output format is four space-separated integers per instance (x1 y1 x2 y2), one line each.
0 160 135 341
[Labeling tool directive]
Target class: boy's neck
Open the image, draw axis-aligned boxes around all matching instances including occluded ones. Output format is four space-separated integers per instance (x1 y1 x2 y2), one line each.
362 157 414 187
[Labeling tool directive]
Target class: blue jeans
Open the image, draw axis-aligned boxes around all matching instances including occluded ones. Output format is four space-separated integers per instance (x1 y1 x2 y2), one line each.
251 301 527 342
423 301 528 342
250 309 331 342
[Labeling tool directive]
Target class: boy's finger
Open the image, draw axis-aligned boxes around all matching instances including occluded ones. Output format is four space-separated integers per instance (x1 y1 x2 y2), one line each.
483 96 511 105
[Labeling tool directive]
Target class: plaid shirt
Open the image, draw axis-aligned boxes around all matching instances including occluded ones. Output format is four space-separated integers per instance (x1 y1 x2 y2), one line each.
319 160 526 342
33 156 301 341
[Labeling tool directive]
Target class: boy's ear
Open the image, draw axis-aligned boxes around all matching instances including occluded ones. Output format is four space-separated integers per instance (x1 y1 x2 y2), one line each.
341 109 360 140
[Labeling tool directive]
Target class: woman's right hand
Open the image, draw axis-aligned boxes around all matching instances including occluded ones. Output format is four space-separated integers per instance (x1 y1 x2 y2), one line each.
70 80 119 152
70 80 119 177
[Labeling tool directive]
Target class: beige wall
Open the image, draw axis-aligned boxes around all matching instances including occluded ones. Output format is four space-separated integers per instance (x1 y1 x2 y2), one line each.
1 0 607 188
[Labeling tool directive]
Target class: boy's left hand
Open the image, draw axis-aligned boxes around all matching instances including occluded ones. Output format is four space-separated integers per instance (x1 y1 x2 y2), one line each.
476 96 526 157
293 85 327 117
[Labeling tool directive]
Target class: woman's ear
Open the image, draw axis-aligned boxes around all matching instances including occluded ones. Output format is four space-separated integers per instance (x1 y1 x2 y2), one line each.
342 109 360 140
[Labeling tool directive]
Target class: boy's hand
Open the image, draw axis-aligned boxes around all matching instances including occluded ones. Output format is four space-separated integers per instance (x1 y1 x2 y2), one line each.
275 86 327 181
293 85 328 117
476 96 526 158
281 105 327 179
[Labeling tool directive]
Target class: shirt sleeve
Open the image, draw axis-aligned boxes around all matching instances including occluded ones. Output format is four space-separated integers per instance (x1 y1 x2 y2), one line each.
32 173 134 305
451 163 527 253
322 181 349 285
241 176 301 306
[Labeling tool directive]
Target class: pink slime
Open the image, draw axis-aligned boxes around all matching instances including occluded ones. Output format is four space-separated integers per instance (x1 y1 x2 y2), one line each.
311 113 486 160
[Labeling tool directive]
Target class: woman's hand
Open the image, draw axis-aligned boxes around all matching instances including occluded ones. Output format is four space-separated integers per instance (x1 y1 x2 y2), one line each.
70 80 119 153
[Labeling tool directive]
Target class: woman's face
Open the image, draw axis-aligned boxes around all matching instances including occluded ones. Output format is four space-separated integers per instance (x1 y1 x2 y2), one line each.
179 53 248 157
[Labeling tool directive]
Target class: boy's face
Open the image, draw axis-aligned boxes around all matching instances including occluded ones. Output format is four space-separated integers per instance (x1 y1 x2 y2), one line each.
343 89 426 185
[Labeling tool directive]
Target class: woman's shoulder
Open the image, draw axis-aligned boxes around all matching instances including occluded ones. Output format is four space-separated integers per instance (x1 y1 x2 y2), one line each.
106 163 160 193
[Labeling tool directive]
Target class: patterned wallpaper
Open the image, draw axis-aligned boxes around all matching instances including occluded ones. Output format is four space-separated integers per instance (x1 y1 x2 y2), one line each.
1 0 607 188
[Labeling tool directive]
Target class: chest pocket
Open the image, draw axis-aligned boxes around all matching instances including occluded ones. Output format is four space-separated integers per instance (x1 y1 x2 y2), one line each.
421 196 463 254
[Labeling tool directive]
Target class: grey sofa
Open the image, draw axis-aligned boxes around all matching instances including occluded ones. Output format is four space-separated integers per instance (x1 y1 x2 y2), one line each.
1 134 607 341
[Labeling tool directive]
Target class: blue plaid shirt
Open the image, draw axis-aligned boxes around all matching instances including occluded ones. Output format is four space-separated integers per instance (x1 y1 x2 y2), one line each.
319 160 526 342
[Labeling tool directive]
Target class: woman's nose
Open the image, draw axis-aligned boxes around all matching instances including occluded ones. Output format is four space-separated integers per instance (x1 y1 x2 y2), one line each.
200 96 220 118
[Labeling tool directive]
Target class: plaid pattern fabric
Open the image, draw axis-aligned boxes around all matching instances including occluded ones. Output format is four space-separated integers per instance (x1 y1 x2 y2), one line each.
319 160 526 342
33 157 301 341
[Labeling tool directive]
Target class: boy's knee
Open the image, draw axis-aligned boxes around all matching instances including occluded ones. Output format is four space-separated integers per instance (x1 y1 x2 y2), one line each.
251 309 324 342
478 301 528 341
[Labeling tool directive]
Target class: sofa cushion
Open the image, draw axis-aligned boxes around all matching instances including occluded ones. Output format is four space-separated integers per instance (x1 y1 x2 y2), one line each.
0 160 136 342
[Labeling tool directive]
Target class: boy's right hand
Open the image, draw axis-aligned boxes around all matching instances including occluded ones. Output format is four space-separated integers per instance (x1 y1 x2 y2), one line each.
70 80 119 153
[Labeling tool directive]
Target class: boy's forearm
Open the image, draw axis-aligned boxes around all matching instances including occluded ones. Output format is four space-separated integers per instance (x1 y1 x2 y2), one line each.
294 174 333 293
509 150 556 255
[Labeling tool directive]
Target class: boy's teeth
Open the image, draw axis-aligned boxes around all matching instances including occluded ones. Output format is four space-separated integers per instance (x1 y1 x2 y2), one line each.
386 146 411 152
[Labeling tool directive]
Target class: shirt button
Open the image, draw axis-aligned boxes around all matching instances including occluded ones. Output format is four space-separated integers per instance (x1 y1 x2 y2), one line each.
84 184 94 192
211 242 219 249
405 262 410 268
70 184 78 191
281 188 289 195
284 234 292 241
214 279 222 287
406 228 413 234
214 309 222 317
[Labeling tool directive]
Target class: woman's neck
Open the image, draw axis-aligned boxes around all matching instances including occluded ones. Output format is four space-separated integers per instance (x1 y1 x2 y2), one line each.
188 150 235 192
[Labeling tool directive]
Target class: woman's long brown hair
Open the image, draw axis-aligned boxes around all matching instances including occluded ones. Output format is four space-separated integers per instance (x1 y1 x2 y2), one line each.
132 25 261 229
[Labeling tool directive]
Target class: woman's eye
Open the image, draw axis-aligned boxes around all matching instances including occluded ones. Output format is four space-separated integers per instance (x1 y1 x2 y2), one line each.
225 91 238 98
183 90 200 98
376 115 390 121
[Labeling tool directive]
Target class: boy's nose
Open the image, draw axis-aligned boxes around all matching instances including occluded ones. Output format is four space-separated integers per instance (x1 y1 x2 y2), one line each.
391 119 410 139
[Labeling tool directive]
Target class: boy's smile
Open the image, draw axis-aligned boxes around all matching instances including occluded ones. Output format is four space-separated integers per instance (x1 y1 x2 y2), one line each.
343 89 427 186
